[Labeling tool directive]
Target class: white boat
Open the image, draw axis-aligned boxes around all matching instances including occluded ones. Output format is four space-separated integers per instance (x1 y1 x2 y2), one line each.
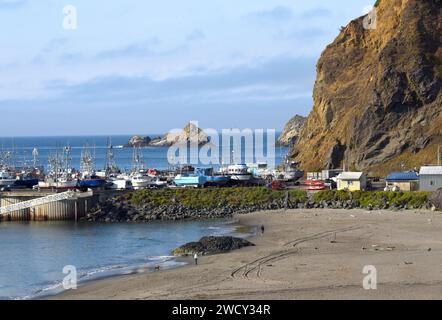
247 162 273 179
0 170 16 187
221 164 253 182
130 173 151 190
109 178 132 190
149 177 168 188
37 177 78 189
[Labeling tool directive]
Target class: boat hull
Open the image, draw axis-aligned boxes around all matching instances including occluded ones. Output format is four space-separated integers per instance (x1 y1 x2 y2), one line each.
230 174 253 182
79 179 107 188
38 180 78 189
14 178 39 188
0 179 17 187
205 176 230 186
131 179 151 190
174 175 207 187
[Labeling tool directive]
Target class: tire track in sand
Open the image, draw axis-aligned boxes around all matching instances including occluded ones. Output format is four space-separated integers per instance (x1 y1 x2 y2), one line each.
231 226 363 279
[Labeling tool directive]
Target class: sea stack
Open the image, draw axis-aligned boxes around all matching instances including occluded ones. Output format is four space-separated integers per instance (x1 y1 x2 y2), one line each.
126 122 209 147
278 115 307 146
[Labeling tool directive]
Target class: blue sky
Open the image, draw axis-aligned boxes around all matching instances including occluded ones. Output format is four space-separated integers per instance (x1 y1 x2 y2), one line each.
0 0 374 136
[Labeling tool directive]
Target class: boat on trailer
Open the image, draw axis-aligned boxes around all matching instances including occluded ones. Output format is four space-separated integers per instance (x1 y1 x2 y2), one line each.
196 168 230 186
174 173 207 188
220 164 253 182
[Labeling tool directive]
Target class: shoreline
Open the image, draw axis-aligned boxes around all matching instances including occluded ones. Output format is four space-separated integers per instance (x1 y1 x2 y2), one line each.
51 208 442 300
35 218 251 300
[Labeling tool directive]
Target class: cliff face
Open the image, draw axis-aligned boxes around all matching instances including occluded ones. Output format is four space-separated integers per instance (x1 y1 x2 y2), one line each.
291 0 442 175
278 115 307 146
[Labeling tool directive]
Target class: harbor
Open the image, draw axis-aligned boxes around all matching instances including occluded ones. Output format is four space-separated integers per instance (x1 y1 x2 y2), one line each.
0 135 294 221
0 189 128 222
1 134 442 223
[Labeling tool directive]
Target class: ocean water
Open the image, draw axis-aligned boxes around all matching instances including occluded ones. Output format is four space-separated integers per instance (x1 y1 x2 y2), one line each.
0 134 280 300
0 219 242 300
0 135 288 171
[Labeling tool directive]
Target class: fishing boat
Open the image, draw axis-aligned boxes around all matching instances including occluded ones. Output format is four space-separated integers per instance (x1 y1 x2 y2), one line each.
174 173 207 188
38 175 78 189
13 175 39 188
129 147 151 190
197 168 230 186
79 177 106 188
108 178 133 190
220 164 252 182
275 156 304 182
147 177 168 188
37 147 78 189
247 162 273 179
0 170 16 187
78 144 106 188
131 172 152 190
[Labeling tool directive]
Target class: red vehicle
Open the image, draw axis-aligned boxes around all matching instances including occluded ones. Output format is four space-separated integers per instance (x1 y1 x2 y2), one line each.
304 179 326 191
270 180 286 190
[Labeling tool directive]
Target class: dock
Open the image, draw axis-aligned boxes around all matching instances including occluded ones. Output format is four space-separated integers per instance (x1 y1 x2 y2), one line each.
0 189 125 222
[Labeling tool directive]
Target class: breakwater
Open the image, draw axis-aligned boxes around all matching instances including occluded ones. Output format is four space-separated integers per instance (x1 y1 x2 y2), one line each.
84 188 436 223
0 190 124 222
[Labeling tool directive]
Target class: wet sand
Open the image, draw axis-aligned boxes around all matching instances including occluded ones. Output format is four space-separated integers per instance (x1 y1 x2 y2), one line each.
52 208 442 300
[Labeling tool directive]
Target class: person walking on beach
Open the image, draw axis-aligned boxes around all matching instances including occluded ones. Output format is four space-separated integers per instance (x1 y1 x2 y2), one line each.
194 253 198 265
261 225 265 236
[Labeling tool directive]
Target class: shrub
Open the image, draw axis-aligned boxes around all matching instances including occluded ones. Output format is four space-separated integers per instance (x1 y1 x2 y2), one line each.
312 190 430 209
129 187 307 209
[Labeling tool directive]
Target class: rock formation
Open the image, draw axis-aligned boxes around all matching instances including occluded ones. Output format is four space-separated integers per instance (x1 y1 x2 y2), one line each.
162 122 209 146
172 236 255 256
125 135 151 147
290 0 442 175
125 122 209 148
430 189 442 211
278 115 307 146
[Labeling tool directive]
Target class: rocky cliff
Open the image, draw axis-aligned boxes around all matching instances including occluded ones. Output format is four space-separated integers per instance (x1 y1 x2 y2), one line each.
278 115 307 146
291 0 442 175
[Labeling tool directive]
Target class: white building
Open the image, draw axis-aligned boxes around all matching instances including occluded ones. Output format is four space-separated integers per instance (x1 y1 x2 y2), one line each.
419 166 442 192
336 172 367 191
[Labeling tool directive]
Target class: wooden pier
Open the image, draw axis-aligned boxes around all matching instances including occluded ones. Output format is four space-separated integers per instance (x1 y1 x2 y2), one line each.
0 189 123 222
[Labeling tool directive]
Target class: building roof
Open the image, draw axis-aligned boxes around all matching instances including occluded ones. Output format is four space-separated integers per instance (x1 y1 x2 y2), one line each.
337 172 364 180
386 172 419 181
419 166 442 175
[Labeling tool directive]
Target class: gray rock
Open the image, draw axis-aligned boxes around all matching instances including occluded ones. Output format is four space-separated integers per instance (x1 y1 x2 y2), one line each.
172 236 255 256
430 189 442 211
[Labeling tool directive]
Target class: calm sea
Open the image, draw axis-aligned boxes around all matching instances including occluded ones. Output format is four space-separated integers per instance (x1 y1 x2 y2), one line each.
0 135 288 171
0 219 243 300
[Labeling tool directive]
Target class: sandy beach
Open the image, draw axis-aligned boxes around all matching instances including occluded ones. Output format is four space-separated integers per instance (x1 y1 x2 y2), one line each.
52 208 442 300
